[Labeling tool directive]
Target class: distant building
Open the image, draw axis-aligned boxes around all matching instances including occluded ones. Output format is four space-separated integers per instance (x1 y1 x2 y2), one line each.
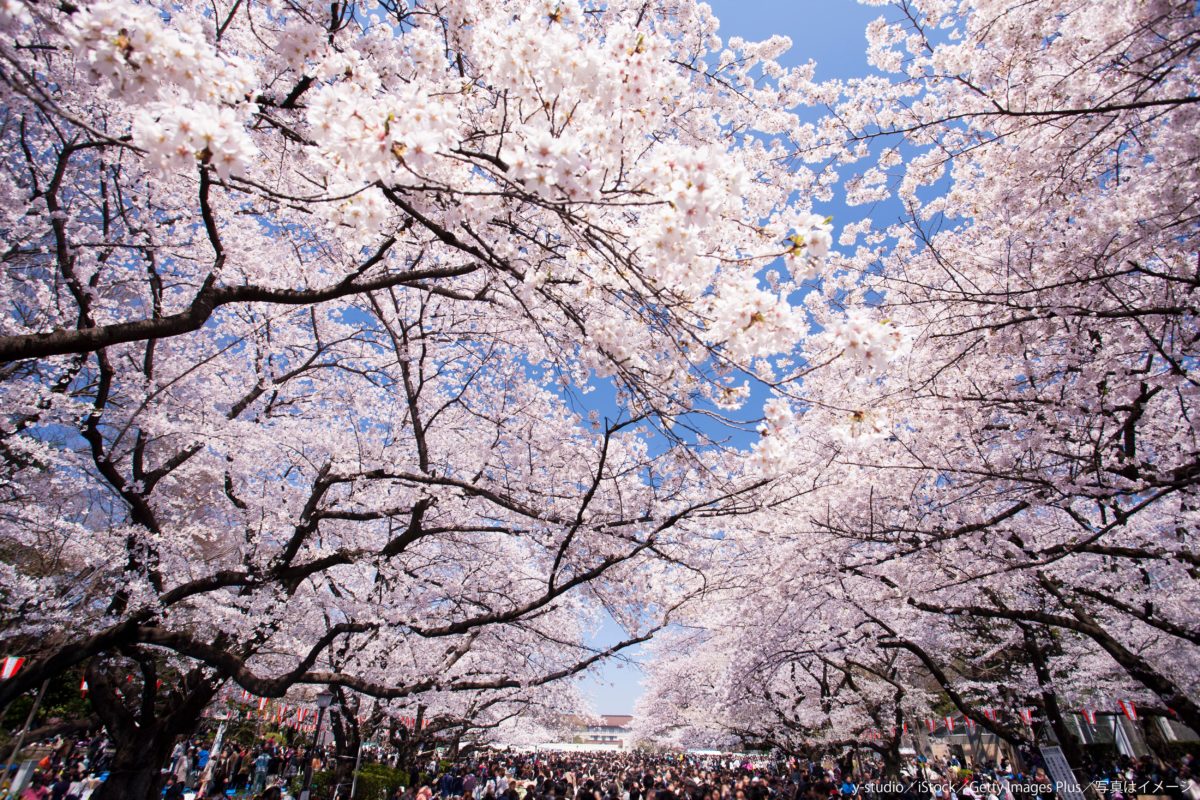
575 714 634 749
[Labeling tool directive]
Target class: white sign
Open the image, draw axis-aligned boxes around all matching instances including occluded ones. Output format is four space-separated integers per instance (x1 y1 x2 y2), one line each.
1040 745 1086 800
11 760 35 794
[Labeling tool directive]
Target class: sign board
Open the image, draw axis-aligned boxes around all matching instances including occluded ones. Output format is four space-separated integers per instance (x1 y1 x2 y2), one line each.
10 760 35 795
1040 745 1086 800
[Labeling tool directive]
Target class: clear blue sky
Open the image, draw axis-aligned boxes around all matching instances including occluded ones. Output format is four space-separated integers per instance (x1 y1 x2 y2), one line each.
577 0 884 715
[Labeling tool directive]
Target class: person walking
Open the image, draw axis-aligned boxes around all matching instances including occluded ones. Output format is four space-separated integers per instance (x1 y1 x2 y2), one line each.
254 749 272 794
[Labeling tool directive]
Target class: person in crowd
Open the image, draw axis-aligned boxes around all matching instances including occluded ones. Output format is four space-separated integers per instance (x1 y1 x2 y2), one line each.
163 777 187 800
21 774 50 800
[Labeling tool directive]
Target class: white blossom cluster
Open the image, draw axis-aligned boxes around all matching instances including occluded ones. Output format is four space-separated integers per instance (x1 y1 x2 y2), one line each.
828 309 907 369
699 276 805 360
65 1 254 104
65 0 259 177
783 212 835 281
306 82 462 183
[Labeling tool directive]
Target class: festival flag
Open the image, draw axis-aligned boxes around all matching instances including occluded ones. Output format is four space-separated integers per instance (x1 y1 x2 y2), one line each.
79 676 89 695
1117 700 1138 721
982 708 997 722
926 718 937 732
0 656 25 680
258 696 268 711
1081 708 1097 725
1018 708 1034 726
965 718 976 732
945 716 955 732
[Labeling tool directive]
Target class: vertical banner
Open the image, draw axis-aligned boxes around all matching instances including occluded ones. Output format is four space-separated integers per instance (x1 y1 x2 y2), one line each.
1039 746 1085 800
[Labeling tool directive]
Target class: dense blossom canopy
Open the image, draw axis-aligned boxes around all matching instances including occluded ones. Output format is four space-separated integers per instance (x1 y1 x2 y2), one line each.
638 0 1200 751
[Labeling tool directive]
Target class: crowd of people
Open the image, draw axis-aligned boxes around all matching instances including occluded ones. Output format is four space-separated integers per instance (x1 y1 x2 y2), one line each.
0 733 112 799
3 734 1197 800
0 731 329 800
160 738 330 799
385 749 1200 800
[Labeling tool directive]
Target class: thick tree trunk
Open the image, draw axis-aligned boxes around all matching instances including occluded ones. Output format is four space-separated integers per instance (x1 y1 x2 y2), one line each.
86 656 222 800
389 705 430 788
329 688 362 800
1021 626 1086 770
91 734 176 800
880 738 903 779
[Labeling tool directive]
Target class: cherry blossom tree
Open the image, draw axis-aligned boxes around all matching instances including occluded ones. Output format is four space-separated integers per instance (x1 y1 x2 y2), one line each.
636 0 1199 765
634 531 934 770
320 677 583 788
717 0 1200 756
1 288 768 796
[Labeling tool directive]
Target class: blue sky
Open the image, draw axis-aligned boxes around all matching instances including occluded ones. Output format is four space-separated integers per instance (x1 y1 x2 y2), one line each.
577 0 885 715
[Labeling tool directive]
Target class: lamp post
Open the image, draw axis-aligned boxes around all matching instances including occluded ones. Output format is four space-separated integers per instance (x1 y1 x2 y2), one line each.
300 690 333 800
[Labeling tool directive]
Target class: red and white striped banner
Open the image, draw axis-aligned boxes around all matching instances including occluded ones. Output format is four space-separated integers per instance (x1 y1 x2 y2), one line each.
1081 708 1097 725
982 708 997 721
0 657 25 680
945 716 955 732
1117 700 1138 721
1018 708 1034 726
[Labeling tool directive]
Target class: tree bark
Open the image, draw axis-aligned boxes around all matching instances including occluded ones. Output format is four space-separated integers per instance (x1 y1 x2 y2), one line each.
328 687 362 800
87 658 222 800
91 734 178 800
1020 625 1086 769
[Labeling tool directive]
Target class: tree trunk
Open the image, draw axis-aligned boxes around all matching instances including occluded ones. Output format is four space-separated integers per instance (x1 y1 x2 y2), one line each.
1021 626 1086 770
91 734 177 800
388 705 430 788
880 737 903 779
86 656 222 800
328 688 361 800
